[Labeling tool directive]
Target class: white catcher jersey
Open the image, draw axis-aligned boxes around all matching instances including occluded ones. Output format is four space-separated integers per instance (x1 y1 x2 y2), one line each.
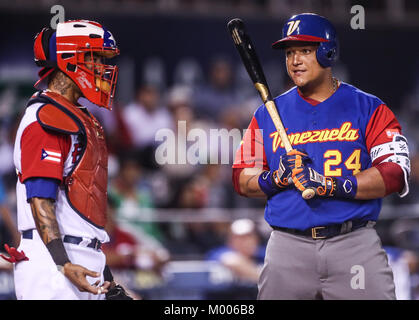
14 100 109 243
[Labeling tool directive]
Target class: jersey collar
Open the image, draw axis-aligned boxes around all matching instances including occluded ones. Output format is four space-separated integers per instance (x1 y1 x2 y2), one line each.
296 81 341 106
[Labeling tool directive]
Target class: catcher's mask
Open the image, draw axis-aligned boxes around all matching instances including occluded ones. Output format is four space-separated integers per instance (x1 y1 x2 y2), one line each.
34 20 120 110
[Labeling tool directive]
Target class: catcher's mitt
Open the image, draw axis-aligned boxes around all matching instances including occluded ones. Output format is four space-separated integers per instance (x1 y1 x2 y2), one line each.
105 284 133 300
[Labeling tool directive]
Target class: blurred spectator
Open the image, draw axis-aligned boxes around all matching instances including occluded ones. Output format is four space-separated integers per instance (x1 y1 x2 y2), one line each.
164 85 200 179
194 57 237 121
390 218 419 252
385 247 419 300
109 154 166 249
203 218 266 300
0 177 19 249
102 197 170 273
206 218 265 283
0 92 19 183
122 84 173 169
170 164 234 255
141 57 167 93
386 76 419 206
0 177 15 295
162 165 231 256
0 130 13 178
161 85 216 207
385 246 413 300
173 58 204 90
86 99 133 154
385 218 419 300
166 85 194 114
178 164 232 209
399 78 419 151
404 250 419 300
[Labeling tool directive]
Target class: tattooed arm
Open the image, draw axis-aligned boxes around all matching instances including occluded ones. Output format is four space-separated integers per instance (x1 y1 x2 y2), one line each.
30 198 61 244
29 197 110 294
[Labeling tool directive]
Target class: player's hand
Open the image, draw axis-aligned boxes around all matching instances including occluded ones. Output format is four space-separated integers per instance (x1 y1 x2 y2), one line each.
292 166 336 197
0 244 29 263
62 262 110 295
273 148 310 188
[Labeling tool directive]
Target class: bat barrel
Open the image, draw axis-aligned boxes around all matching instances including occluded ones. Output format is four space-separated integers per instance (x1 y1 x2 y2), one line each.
227 18 269 90
228 18 311 201
227 18 244 33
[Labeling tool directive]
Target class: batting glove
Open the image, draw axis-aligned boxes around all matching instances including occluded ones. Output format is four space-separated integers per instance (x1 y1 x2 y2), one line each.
258 149 310 197
292 166 358 199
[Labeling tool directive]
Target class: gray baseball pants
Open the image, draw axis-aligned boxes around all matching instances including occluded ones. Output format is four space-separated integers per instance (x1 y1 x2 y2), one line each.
258 225 396 300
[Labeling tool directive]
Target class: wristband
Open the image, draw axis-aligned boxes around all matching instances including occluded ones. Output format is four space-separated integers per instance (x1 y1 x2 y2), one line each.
46 238 71 267
334 176 358 199
258 171 282 198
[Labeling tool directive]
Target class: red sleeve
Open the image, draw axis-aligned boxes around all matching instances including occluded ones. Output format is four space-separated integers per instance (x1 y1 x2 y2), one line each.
232 116 268 170
365 104 404 195
232 116 268 196
365 104 401 153
21 122 71 182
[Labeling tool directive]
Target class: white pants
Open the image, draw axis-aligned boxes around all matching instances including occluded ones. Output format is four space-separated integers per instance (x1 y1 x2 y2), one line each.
14 231 107 300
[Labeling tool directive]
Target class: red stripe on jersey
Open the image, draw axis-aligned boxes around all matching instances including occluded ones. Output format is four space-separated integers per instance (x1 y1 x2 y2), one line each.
297 89 321 106
365 104 401 153
20 122 71 182
232 116 269 170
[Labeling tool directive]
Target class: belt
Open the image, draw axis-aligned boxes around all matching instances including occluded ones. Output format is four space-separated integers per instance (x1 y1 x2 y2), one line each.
22 229 102 250
271 219 372 240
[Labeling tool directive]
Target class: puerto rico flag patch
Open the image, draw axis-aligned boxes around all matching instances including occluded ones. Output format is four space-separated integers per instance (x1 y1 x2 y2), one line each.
41 148 62 163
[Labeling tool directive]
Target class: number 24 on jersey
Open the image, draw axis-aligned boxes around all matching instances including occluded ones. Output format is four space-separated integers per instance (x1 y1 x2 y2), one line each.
324 149 361 176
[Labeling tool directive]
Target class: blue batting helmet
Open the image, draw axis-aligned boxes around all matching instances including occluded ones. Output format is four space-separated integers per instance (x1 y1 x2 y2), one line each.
272 13 338 68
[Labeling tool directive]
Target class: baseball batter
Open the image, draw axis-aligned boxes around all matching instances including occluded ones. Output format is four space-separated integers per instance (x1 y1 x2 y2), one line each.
232 13 410 299
1 20 124 299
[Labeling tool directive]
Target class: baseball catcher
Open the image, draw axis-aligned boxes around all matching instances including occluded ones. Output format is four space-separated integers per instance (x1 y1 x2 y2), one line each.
0 19 131 300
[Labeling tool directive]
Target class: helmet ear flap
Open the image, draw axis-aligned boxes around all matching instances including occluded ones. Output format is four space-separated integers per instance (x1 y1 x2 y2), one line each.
34 27 57 68
316 40 338 68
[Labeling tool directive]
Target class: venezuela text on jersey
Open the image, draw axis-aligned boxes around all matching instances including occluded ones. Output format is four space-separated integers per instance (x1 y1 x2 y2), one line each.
270 121 360 152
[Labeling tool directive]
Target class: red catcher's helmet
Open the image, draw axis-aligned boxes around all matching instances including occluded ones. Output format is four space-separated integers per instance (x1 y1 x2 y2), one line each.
34 20 120 110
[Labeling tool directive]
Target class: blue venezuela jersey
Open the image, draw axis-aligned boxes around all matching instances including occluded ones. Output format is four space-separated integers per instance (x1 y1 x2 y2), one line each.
252 83 389 230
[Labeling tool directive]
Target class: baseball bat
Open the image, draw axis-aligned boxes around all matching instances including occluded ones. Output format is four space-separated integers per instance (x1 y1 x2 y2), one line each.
227 18 315 200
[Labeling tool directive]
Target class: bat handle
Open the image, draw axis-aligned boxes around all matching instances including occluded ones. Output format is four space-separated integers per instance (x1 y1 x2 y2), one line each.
302 188 316 200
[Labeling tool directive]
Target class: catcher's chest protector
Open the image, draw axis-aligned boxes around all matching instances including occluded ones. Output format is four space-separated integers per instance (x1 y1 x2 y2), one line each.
36 91 108 228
